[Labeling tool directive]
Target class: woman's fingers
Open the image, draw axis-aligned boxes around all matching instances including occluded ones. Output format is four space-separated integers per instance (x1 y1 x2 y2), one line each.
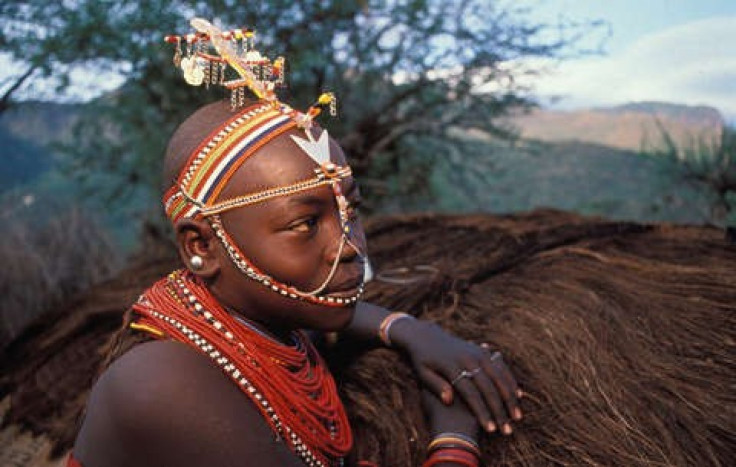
414 338 523 434
418 366 454 405
481 351 522 422
480 343 523 399
452 376 495 433
466 370 510 434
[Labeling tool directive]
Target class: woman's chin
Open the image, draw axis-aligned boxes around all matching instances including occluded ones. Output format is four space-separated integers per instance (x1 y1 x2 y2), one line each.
311 303 356 332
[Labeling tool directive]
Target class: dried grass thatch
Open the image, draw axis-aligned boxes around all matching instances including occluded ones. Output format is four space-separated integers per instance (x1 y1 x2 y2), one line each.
1 210 735 466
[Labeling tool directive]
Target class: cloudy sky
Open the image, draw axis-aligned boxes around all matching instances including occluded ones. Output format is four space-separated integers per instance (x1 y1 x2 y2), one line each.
521 0 736 122
2 1 735 122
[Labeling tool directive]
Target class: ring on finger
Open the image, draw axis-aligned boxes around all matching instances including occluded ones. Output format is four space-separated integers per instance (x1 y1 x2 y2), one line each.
451 367 481 386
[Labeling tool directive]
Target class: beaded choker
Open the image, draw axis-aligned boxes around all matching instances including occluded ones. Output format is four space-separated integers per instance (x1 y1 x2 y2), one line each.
131 269 353 466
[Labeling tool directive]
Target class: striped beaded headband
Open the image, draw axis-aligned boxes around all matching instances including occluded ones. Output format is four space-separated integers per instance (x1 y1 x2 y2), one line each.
162 101 354 223
165 102 293 222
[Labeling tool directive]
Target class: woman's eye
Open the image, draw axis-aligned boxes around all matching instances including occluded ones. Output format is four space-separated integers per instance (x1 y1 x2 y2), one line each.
290 217 318 233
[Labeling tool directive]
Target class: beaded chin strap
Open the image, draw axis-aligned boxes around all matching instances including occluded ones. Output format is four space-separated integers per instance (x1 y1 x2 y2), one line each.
164 18 365 307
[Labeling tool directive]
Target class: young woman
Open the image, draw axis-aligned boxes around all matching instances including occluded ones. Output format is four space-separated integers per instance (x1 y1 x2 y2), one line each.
70 19 521 467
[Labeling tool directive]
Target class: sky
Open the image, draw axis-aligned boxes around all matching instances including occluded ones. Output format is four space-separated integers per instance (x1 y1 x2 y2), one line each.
2 1 736 122
519 0 736 122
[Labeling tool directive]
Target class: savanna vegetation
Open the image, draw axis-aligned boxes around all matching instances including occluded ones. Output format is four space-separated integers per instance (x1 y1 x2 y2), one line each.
640 124 736 227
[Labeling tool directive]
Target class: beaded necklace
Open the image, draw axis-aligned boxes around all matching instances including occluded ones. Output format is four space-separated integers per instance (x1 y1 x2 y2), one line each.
131 269 353 467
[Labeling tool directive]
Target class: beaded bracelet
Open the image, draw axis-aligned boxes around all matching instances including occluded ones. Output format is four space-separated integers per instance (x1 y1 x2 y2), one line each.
428 432 481 458
422 447 479 467
378 312 415 347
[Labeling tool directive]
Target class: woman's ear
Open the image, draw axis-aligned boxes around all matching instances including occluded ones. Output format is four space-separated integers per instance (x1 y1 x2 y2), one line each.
175 218 220 279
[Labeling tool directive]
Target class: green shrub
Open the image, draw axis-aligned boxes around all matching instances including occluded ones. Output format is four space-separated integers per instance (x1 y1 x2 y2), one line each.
641 123 736 227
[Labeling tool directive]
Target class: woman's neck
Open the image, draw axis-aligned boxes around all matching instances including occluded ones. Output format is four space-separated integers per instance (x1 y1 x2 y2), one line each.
206 280 296 346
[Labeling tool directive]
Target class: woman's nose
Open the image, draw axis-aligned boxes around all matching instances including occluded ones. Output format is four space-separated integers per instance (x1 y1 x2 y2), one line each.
325 216 365 264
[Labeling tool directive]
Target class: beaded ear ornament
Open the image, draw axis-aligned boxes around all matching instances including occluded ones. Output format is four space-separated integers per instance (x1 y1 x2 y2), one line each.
163 18 364 307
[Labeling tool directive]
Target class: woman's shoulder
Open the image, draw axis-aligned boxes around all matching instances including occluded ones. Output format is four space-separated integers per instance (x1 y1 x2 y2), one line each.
99 339 224 396
74 340 300 467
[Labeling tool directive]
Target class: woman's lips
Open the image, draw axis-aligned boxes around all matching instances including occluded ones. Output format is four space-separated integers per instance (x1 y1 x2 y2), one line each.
325 276 364 297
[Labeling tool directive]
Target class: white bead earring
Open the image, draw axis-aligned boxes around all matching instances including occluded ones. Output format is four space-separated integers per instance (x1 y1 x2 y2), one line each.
190 255 204 270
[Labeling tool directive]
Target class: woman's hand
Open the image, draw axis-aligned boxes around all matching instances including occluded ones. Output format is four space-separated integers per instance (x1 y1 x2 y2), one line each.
422 389 479 438
422 389 480 467
391 319 522 435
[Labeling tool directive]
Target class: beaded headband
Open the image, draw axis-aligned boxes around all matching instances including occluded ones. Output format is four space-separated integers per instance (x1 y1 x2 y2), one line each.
163 18 364 307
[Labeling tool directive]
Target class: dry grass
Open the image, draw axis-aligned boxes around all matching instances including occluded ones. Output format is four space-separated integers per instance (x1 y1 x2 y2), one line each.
1 210 734 466
0 206 122 349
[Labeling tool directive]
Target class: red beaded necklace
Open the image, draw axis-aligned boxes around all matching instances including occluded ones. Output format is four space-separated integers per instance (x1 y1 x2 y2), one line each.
131 269 353 467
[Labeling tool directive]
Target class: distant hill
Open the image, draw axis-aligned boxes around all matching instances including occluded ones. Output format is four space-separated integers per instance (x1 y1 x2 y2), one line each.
0 100 723 228
505 101 724 151
428 137 713 225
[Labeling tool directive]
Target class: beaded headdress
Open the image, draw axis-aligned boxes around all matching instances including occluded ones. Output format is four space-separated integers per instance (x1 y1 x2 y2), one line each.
163 18 364 307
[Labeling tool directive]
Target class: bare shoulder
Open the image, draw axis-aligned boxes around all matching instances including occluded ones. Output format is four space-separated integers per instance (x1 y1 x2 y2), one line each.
74 340 300 467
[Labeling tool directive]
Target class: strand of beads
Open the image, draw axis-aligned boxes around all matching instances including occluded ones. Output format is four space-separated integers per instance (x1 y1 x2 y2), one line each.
132 270 353 466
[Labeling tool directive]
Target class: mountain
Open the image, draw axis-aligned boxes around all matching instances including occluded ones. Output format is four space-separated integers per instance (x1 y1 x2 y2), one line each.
505 101 724 151
0 100 725 228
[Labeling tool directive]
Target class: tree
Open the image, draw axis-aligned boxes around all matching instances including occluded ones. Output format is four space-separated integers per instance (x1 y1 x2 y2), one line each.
1 0 600 222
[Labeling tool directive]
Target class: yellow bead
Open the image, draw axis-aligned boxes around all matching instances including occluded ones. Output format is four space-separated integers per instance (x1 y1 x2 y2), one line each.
318 93 333 105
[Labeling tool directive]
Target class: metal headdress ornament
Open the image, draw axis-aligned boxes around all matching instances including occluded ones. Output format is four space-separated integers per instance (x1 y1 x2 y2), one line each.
164 18 336 125
163 18 364 308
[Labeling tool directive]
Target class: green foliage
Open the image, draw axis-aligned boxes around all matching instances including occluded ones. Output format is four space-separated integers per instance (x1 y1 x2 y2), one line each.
2 0 599 233
640 123 736 226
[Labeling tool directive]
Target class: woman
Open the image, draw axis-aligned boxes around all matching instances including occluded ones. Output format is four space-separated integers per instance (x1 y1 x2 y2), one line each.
71 19 521 467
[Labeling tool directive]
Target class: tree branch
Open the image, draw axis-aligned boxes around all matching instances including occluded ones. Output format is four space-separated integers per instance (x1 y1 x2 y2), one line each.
0 64 38 114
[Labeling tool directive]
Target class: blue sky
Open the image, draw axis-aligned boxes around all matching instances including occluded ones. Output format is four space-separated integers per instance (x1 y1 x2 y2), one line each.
520 0 736 121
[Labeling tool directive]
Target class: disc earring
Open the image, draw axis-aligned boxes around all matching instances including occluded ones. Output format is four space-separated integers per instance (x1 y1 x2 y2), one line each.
190 255 204 270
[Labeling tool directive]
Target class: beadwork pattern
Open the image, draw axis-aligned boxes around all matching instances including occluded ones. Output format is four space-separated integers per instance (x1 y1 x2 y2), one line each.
208 215 365 307
132 270 352 466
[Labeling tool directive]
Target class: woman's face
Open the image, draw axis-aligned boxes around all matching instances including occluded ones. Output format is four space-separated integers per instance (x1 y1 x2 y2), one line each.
209 128 366 333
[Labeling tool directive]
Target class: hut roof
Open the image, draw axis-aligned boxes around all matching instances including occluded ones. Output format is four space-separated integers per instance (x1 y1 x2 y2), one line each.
1 210 734 466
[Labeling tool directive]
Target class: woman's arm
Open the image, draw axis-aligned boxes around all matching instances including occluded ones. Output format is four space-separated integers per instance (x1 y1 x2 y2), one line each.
343 301 523 434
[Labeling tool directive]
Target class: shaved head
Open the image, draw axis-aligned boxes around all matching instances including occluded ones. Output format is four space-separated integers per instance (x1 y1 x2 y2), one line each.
162 98 333 198
162 100 253 193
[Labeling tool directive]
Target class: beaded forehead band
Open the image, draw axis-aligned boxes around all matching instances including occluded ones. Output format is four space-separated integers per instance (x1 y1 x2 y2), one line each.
164 18 364 307
162 101 352 223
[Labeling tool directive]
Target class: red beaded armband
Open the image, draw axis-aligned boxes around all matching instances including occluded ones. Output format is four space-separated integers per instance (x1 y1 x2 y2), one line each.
422 447 479 467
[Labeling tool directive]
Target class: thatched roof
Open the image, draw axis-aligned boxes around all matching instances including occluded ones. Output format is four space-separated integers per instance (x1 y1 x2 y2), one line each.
1 210 735 466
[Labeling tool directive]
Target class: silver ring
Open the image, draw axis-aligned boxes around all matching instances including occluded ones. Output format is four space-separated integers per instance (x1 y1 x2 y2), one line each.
451 367 481 386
